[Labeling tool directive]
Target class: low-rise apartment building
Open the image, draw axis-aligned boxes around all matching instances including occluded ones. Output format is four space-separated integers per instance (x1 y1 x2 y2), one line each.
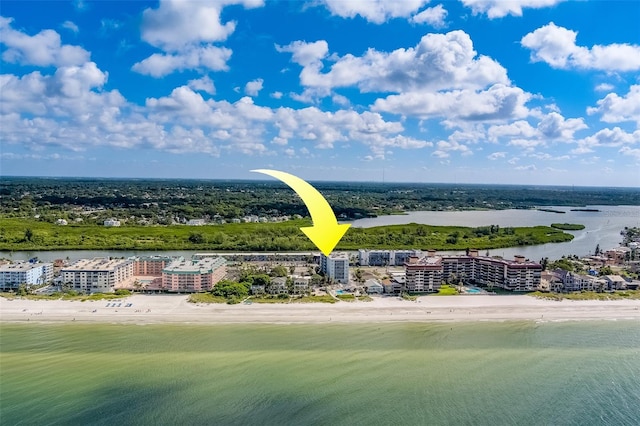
62 258 133 293
162 257 226 292
0 262 54 290
292 276 311 294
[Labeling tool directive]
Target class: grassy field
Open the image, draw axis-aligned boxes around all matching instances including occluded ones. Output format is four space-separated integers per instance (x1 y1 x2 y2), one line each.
336 293 356 301
435 285 459 296
529 290 640 301
0 218 574 252
292 295 337 304
187 293 229 304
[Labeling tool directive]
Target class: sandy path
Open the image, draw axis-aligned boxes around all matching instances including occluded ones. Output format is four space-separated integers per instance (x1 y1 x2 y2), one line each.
2 295 640 324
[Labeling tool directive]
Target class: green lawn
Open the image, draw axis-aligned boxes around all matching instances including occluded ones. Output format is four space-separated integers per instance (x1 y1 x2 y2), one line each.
529 290 640 301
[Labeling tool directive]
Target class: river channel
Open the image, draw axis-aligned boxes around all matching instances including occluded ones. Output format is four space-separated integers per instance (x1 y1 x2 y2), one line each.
1 205 638 263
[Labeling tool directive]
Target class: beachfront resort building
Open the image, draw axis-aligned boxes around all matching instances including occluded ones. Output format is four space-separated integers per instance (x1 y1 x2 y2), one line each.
133 256 173 276
0 261 54 290
320 252 350 284
61 258 134 293
162 257 227 292
404 251 542 292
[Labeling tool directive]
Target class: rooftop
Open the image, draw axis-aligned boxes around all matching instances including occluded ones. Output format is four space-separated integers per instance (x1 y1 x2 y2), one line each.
62 258 132 271
0 262 52 272
163 257 226 273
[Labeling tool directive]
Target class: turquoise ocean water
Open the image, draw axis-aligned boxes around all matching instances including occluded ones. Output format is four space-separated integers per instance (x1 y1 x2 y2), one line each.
1 321 639 425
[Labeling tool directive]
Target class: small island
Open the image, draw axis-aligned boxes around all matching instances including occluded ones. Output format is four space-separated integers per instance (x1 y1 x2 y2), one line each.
570 208 601 212
550 223 586 231
536 208 565 214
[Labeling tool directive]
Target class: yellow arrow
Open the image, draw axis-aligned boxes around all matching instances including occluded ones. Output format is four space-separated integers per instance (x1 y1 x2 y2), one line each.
251 169 350 256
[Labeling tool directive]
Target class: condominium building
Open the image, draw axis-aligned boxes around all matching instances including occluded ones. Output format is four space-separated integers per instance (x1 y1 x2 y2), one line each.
0 262 54 290
162 257 227 292
61 258 134 293
405 251 542 292
358 249 422 266
405 256 443 292
320 252 350 284
133 256 173 276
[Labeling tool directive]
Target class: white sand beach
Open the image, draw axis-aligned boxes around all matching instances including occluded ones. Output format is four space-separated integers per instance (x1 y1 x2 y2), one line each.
2 294 640 324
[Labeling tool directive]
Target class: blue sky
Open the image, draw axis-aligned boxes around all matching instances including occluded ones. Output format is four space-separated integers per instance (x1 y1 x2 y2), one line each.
1 0 639 186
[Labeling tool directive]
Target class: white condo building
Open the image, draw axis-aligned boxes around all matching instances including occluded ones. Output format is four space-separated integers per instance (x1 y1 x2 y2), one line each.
320 252 350 284
0 262 54 290
61 258 133 293
359 249 423 266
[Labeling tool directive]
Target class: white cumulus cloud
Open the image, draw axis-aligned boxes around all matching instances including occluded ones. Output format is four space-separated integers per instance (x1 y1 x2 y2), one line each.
587 85 640 125
319 0 431 23
521 22 640 71
188 75 216 95
373 84 530 122
280 31 509 94
461 0 564 18
133 0 264 77
410 5 448 28
245 78 264 96
0 16 89 67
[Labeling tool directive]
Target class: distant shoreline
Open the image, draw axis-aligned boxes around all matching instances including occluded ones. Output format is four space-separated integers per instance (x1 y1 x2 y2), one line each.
2 294 639 325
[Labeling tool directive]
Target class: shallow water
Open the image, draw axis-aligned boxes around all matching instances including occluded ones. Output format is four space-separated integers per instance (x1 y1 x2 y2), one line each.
1 321 639 425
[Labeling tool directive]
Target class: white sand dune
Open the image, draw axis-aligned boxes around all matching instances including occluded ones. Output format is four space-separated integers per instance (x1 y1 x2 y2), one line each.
2 294 640 324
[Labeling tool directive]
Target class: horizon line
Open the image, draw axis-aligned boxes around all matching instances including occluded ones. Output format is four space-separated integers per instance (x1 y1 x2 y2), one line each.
1 174 639 190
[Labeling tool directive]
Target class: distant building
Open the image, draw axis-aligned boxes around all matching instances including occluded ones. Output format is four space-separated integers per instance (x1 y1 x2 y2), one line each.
104 218 121 227
358 249 422 266
162 257 226 292
55 219 68 226
194 252 318 263
0 262 54 290
605 247 630 265
187 219 206 226
62 258 133 293
320 253 350 284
